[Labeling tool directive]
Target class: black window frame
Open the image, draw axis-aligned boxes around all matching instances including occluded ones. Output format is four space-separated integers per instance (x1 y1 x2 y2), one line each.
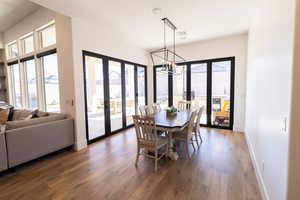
82 50 148 144
154 56 235 130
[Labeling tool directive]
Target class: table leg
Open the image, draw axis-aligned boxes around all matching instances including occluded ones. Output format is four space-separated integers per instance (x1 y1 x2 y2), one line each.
168 132 179 160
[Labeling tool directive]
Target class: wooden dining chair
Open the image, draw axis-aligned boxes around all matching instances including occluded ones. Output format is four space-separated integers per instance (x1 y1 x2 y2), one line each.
172 111 197 158
177 100 192 111
133 115 169 172
139 105 153 116
192 106 204 147
139 105 147 116
152 103 161 113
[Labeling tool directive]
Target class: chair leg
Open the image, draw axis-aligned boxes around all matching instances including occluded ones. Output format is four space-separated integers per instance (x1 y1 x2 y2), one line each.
135 146 140 167
154 149 158 172
165 143 169 157
194 132 200 148
191 141 196 151
185 142 191 159
198 129 203 143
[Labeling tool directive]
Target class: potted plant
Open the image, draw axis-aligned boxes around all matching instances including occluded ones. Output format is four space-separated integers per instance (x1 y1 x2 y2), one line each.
166 106 178 116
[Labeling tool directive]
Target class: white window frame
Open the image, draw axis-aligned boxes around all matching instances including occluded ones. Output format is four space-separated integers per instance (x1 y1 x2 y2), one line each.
6 41 19 60
22 58 39 109
20 32 35 56
36 20 56 50
5 20 59 112
8 63 23 108
39 51 60 112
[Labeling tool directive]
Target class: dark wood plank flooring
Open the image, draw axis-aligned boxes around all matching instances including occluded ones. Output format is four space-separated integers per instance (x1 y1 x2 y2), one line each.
0 128 262 200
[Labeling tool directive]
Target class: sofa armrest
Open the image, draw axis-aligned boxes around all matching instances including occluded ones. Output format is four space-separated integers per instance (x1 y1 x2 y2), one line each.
6 118 74 168
0 125 6 135
0 132 8 172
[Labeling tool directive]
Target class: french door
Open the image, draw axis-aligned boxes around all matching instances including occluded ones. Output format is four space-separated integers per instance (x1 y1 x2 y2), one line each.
154 57 234 130
83 51 147 143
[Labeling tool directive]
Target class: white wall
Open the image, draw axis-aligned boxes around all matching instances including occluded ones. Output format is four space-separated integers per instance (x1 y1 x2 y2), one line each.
3 7 75 117
71 17 148 150
147 33 248 132
245 0 295 199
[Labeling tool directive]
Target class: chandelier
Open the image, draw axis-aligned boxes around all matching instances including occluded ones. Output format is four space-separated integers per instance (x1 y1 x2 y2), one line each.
150 18 185 75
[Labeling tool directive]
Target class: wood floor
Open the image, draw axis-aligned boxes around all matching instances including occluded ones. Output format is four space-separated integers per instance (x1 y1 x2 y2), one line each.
0 128 262 200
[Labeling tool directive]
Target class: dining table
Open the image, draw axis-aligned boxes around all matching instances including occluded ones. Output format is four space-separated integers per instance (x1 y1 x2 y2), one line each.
153 110 193 160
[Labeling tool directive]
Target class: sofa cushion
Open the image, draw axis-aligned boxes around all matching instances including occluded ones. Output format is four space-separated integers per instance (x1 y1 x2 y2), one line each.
12 109 37 121
6 114 67 130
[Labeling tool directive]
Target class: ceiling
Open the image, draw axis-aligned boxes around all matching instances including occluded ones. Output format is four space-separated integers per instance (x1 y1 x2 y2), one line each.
30 0 254 49
0 0 40 32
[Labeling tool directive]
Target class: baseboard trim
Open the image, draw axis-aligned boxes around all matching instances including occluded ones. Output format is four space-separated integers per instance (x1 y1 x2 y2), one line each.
74 139 87 151
244 133 270 200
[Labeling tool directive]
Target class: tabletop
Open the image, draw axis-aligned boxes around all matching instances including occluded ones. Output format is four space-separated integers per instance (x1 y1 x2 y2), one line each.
154 110 192 129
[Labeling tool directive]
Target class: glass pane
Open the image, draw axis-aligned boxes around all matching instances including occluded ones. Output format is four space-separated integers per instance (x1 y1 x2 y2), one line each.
155 67 168 109
85 56 105 140
23 35 34 54
137 66 146 108
211 61 231 127
191 63 207 124
42 53 60 112
109 61 123 132
125 64 135 125
41 24 56 48
9 43 18 58
11 64 22 108
173 65 186 108
25 59 38 109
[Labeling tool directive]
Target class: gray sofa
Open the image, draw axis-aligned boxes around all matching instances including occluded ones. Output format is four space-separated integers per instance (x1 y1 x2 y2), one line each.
0 112 74 171
0 131 7 172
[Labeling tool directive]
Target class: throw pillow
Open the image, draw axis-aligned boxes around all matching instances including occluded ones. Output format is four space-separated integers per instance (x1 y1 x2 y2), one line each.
12 109 36 121
0 109 9 124
7 106 14 121
36 111 49 118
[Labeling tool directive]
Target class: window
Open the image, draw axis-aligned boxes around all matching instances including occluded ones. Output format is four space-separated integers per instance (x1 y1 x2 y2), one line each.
10 64 22 108
21 35 34 54
154 57 235 130
24 59 38 109
211 61 231 127
108 60 123 132
6 21 60 112
39 24 56 48
137 66 146 108
173 65 186 107
7 42 19 59
84 56 105 140
191 63 207 124
125 64 135 125
154 67 169 108
83 51 148 143
41 53 60 112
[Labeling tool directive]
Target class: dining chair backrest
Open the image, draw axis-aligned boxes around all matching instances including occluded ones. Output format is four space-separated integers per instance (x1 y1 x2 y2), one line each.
195 106 204 129
133 115 158 146
186 111 197 140
139 105 153 116
178 100 192 111
152 103 161 113
139 105 147 116
146 106 155 115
